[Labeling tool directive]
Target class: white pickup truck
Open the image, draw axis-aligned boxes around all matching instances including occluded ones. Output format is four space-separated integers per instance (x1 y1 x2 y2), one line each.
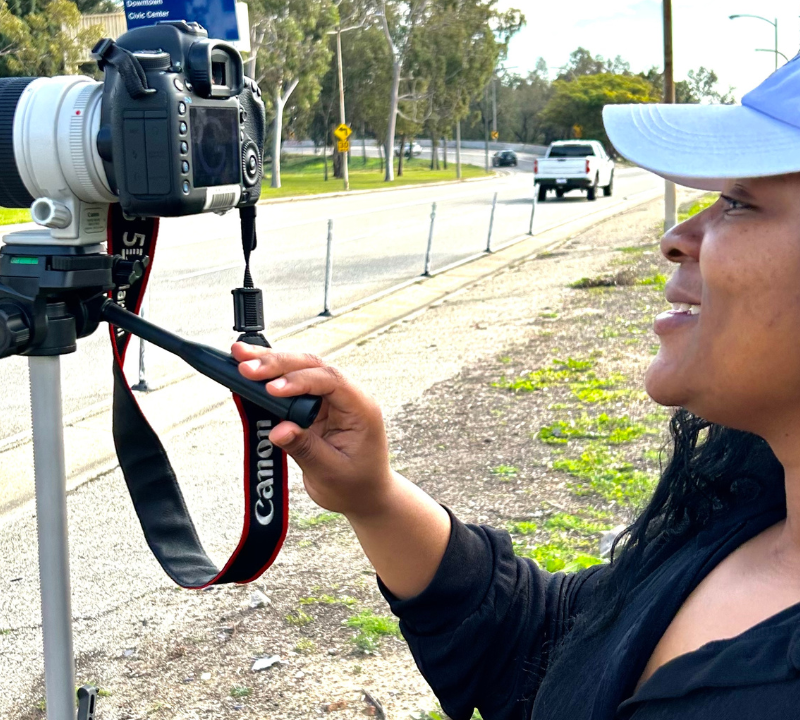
534 140 615 202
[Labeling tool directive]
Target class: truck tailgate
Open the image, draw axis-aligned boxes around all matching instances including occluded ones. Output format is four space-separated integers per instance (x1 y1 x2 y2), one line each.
537 159 587 178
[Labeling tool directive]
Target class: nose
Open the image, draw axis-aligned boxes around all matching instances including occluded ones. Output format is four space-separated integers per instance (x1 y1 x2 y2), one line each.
660 210 704 264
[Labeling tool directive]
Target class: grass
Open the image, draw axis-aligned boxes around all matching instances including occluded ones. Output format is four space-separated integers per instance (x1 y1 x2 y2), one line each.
554 443 655 509
0 207 31 225
537 414 648 445
679 193 718 221
345 609 401 653
293 511 342 529
294 638 316 654
260 155 486 200
230 686 252 698
490 464 519 480
285 609 313 627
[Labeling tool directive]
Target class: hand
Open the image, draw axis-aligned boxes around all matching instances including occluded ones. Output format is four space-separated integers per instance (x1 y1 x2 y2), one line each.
232 343 395 519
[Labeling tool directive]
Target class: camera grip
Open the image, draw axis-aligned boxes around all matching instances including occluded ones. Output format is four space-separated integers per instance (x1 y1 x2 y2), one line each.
102 300 321 428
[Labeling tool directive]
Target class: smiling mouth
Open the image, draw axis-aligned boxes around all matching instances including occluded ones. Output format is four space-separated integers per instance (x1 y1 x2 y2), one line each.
670 302 700 316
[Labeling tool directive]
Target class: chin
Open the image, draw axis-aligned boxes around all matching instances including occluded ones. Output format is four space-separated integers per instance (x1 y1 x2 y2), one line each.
644 353 691 408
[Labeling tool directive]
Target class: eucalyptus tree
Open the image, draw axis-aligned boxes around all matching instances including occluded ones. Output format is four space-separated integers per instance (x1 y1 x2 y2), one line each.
246 0 337 188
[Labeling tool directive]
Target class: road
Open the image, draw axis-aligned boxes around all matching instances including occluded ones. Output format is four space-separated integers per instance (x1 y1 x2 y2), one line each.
0 164 663 444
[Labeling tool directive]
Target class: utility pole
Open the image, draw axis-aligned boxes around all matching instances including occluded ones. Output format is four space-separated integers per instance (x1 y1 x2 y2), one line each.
456 120 462 179
483 85 490 172
663 0 677 231
492 75 497 138
336 28 349 191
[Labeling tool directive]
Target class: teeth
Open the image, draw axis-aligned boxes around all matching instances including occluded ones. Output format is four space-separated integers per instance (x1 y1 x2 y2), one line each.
670 302 701 315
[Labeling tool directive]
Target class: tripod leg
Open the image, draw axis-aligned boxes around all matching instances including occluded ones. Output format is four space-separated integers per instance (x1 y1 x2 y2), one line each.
30 356 76 720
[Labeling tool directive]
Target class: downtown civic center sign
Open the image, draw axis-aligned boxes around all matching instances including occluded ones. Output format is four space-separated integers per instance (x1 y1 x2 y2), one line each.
122 0 244 43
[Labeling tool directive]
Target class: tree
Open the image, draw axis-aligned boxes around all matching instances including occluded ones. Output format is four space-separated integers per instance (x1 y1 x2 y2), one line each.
246 0 337 188
541 73 657 151
556 47 630 82
411 0 523 169
496 60 552 144
0 0 103 77
640 65 735 104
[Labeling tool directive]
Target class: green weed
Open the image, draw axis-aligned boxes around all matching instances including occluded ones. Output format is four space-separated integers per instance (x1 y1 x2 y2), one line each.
553 444 654 509
506 521 538 535
637 273 668 291
679 193 717 221
285 609 313 627
513 540 603 573
616 243 659 254
544 513 612 536
230 687 252 698
538 413 646 445
345 610 400 653
294 511 341 529
491 464 519 480
294 638 316 654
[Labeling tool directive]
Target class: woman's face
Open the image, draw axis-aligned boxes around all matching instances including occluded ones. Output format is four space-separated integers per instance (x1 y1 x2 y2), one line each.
646 174 800 435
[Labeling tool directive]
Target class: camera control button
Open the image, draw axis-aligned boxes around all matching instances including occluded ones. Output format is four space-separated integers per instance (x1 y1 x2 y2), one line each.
182 180 191 194
181 160 190 174
179 121 187 135
180 140 188 154
178 101 187 115
185 81 193 92
173 78 184 91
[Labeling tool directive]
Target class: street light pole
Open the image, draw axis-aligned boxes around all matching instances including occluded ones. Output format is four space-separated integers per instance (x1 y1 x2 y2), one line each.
729 14 779 71
663 0 677 232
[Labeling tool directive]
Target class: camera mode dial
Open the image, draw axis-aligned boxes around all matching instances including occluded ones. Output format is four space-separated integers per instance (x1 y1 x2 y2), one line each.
133 51 171 72
241 140 261 187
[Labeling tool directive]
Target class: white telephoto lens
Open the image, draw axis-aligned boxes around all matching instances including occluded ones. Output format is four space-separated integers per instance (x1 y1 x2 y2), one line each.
13 76 115 204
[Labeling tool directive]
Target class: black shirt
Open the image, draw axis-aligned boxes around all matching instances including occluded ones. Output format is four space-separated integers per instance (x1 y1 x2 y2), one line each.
379 495 800 719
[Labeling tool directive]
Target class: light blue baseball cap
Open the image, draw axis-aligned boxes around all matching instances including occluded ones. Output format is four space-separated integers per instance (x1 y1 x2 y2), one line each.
603 54 800 190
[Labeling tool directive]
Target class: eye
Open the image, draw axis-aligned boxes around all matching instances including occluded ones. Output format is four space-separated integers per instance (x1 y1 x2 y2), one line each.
720 194 750 213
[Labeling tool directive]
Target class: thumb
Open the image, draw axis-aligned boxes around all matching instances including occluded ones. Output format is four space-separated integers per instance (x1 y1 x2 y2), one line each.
269 421 340 472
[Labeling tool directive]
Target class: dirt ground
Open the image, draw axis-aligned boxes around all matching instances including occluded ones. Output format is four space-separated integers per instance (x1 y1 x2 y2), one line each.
9 198 692 720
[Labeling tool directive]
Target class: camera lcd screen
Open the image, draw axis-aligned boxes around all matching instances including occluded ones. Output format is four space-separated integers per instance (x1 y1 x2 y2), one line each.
190 107 239 188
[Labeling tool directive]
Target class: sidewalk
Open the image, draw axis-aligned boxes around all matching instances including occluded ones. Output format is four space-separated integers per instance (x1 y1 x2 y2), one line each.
0 191 697 719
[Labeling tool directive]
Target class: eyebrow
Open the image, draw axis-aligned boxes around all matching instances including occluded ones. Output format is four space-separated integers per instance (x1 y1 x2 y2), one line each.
728 183 756 202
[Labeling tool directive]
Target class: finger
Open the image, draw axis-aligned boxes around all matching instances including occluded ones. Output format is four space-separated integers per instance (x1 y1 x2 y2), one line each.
231 342 273 362
269 421 344 470
236 348 326 381
266 367 374 417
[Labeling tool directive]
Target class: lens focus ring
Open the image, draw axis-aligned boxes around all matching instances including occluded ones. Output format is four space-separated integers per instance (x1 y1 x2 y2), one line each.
0 78 36 209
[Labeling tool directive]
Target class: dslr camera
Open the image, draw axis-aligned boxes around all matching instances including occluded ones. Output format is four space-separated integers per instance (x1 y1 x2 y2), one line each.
0 20 266 246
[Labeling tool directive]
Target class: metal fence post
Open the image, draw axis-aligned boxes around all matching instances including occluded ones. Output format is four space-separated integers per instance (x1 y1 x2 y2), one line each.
486 192 498 252
321 219 334 316
528 190 537 236
132 294 148 391
423 202 437 276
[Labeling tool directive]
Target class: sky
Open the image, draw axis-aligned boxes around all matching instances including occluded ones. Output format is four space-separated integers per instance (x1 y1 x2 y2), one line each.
499 0 800 100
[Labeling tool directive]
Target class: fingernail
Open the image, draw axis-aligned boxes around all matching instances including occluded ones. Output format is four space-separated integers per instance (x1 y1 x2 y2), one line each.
283 429 297 443
269 377 287 389
244 359 261 370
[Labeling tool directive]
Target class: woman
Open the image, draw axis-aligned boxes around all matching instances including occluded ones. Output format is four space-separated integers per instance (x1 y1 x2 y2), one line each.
233 60 800 719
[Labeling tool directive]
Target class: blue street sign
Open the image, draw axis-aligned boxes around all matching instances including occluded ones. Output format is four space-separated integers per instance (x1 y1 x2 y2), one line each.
123 0 240 41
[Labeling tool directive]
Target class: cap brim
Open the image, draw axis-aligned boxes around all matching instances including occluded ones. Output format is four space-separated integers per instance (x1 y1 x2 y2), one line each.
603 103 800 190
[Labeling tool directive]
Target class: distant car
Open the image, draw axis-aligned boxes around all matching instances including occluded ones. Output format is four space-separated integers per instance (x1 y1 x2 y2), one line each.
492 150 518 167
394 141 423 158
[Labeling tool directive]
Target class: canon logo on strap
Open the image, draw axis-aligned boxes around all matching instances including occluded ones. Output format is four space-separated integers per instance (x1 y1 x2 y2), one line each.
254 419 275 525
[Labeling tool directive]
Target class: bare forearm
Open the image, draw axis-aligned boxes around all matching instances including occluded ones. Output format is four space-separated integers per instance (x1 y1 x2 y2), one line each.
346 472 451 601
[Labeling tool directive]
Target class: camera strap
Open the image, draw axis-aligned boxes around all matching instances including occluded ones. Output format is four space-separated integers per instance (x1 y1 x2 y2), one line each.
107 204 289 588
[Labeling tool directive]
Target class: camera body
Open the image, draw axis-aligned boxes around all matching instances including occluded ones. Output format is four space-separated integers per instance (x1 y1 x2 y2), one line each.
97 21 266 217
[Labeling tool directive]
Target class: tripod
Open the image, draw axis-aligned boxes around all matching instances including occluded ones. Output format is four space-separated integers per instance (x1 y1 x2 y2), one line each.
1 227 319 718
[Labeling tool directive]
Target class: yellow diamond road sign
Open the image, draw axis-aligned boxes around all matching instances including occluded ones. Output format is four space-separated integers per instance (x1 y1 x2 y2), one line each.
491 130 499 140
337 139 350 153
334 124 352 141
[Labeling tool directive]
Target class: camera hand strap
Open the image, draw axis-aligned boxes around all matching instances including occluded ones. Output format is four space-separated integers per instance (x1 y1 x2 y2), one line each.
107 204 288 588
